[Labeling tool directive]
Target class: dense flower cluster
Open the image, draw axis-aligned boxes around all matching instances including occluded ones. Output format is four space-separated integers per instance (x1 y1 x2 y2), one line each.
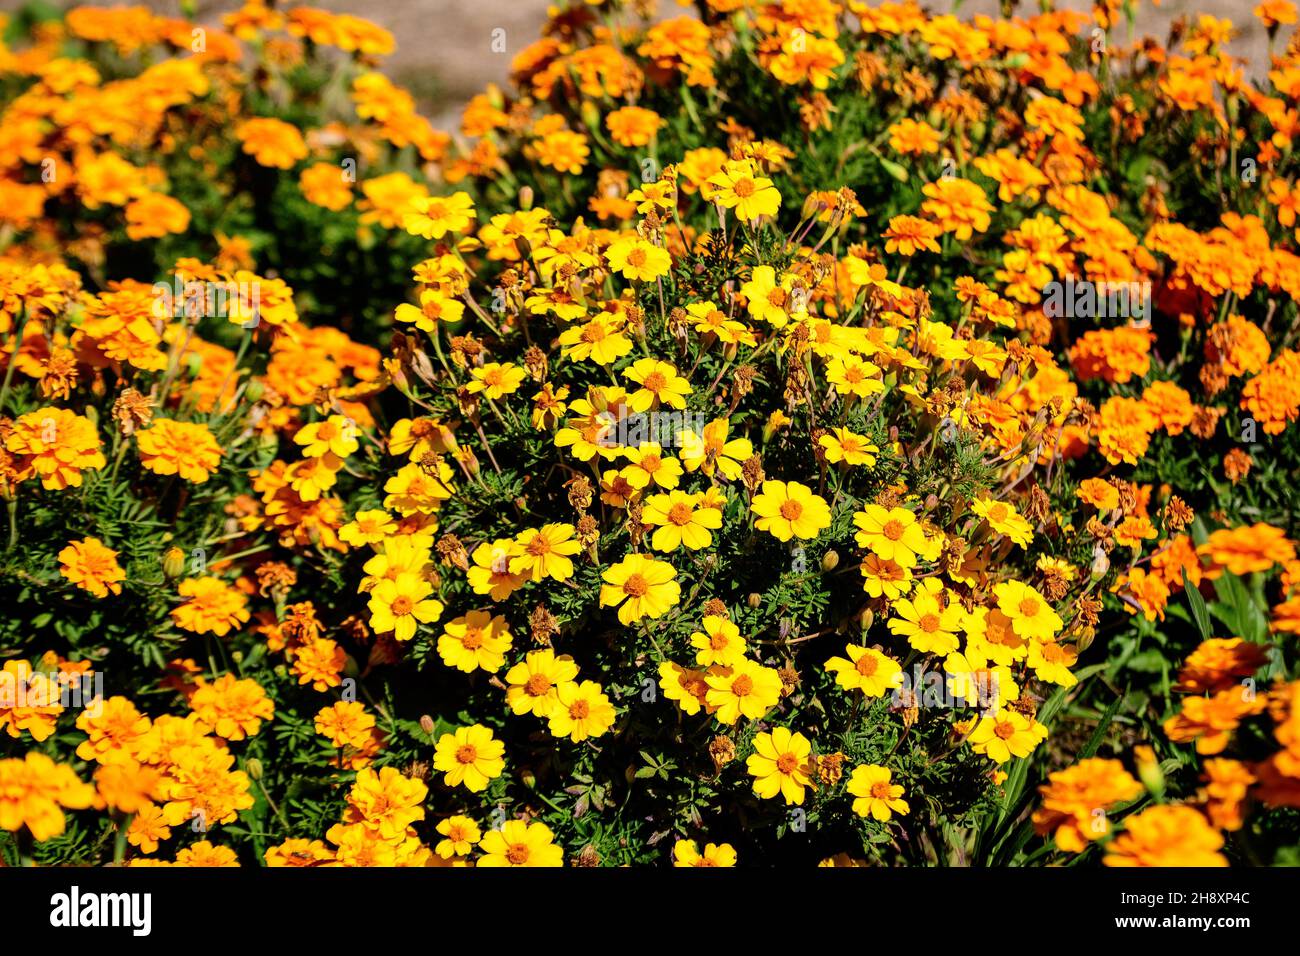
0 1 1298 867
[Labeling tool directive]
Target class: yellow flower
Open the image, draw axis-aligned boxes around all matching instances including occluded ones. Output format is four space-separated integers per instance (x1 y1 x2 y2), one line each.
438 611 512 673
819 427 879 467
435 815 482 858
620 442 684 491
971 497 1034 548
706 159 781 221
395 288 464 332
751 480 831 541
605 235 672 281
746 726 814 804
509 523 582 582
623 358 692 411
888 582 963 655
740 265 802 327
346 766 427 840
599 553 681 625
547 680 616 741
672 838 736 867
478 819 563 867
994 580 1062 641
705 658 782 724
826 355 885 399
432 724 505 792
466 362 526 400
859 554 914 599
642 490 722 552
968 708 1046 763
367 571 444 642
689 614 747 667
339 509 396 548
825 645 903 697
558 312 634 365
677 417 753 479
189 674 274 741
854 505 928 568
467 538 525 600
505 649 579 718
6 407 106 490
295 415 359 459
403 191 475 239
847 764 909 821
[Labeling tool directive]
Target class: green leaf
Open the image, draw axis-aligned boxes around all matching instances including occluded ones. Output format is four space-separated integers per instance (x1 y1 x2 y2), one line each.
1182 568 1212 641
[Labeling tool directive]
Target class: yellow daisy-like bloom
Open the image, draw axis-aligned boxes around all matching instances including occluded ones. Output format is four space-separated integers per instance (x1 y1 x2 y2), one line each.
689 614 747 667
504 649 580 718
295 415 359 460
826 355 886 399
854 505 928 568
395 288 465 332
1103 805 1229 868
599 553 681 625
136 418 224 483
971 497 1034 548
968 708 1046 764
189 674 274 741
746 726 814 805
847 764 909 821
432 724 505 792
888 583 963 655
859 554 914 599
171 576 249 636
677 417 753 479
402 190 475 239
705 658 782 724
620 442 684 491
478 819 563 867
825 645 903 697
75 696 150 765
435 815 482 859
367 571 444 642
740 265 801 328
605 235 672 281
1026 640 1079 687
509 523 582 583
659 661 711 716
623 358 692 411
547 679 616 742
706 159 781 222
672 838 736 867
467 538 525 600
339 509 396 548
751 480 831 541
943 649 1019 710
438 610 512 673
57 536 125 598
558 312 634 365
314 701 376 750
466 362 526 401
642 490 722 552
994 580 1063 641
819 427 879 467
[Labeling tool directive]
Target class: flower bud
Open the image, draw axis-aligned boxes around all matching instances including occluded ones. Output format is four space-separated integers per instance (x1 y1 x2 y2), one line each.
419 714 435 737
245 758 263 781
821 550 839 572
162 547 186 580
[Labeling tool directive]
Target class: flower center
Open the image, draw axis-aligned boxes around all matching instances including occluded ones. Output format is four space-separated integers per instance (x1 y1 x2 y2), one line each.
882 520 905 541
668 502 694 526
623 574 649 598
994 721 1016 740
855 654 879 677
642 372 667 392
918 613 941 633
525 674 552 697
627 248 647 267
506 844 530 865
730 674 754 696
1018 598 1041 618
391 596 413 616
776 752 798 774
870 781 892 799
526 536 552 556
461 628 484 649
569 700 590 719
986 503 1008 523
780 499 804 521
733 178 756 198
455 744 478 764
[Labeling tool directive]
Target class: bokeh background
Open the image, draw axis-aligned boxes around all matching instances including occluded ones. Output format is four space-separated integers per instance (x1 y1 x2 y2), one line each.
0 0 1272 125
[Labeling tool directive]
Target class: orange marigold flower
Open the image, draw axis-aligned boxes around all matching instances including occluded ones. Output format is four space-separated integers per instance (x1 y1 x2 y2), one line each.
171 576 250 637
235 117 309 169
58 537 126 598
190 673 274 740
1198 523 1296 577
5 407 106 490
1103 805 1228 867
136 419 224 483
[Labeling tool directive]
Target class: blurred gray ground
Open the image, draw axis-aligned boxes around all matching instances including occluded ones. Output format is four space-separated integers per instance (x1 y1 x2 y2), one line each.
0 0 1276 125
